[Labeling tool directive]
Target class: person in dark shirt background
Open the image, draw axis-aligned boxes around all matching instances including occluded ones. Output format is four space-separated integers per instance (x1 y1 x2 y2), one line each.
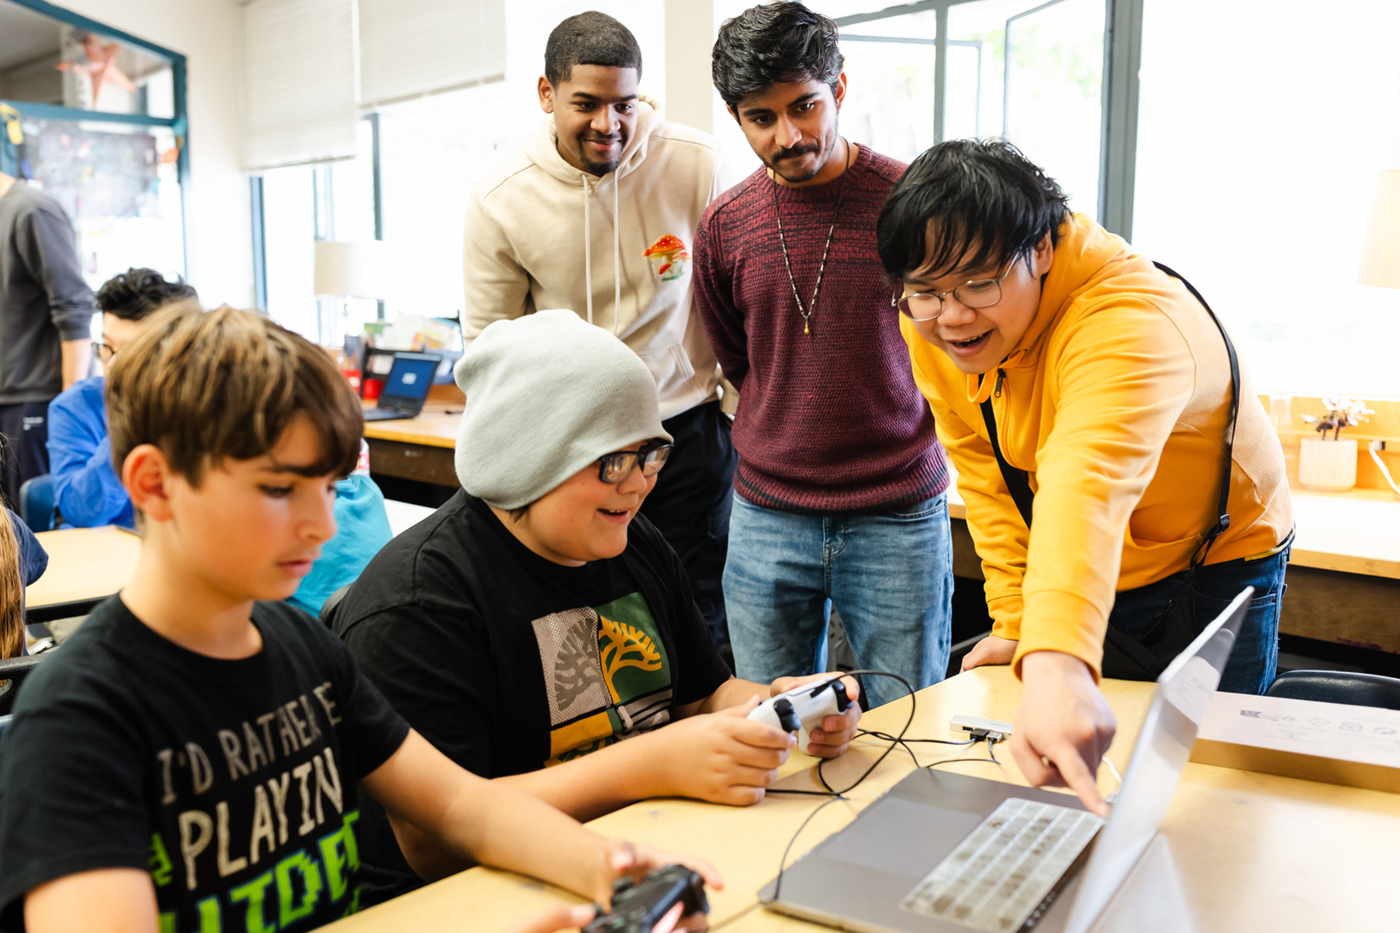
0 157 96 510
693 2 954 708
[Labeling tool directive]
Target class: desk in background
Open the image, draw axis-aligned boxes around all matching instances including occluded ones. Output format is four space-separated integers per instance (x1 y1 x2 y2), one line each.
323 667 1400 933
23 500 435 623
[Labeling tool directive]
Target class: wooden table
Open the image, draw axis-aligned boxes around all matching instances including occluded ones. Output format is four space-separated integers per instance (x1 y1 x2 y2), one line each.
323 667 1400 933
24 525 141 624
23 502 436 622
362 407 460 487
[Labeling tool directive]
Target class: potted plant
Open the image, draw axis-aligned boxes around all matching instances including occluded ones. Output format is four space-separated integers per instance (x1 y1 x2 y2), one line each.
1299 397 1373 491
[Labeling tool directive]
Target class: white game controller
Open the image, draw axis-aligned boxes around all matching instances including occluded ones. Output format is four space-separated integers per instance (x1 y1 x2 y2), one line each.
748 676 851 750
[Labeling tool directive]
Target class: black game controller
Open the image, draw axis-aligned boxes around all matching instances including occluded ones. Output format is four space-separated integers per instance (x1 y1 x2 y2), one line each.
583 865 709 933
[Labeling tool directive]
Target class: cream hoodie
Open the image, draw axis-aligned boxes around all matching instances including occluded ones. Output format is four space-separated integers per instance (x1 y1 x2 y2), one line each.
462 99 722 420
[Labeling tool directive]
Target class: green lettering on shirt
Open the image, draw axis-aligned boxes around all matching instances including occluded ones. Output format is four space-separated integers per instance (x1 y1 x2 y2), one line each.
149 832 175 887
229 870 277 933
317 811 361 903
158 896 221 933
275 849 324 927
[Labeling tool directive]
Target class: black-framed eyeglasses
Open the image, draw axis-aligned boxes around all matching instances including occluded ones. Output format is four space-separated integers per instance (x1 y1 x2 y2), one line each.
93 340 118 364
597 439 673 484
892 254 1025 322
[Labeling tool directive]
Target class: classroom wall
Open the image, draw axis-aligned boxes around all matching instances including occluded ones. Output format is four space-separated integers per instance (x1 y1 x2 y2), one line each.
59 0 253 309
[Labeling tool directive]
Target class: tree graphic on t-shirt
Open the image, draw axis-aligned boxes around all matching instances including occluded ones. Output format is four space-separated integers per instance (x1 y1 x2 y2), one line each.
599 614 662 698
553 624 606 711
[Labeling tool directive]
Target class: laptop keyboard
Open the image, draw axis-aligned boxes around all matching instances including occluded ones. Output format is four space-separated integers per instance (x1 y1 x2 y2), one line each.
901 797 1103 931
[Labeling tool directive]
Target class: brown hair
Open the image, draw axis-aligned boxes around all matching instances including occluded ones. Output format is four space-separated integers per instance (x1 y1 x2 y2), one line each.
106 305 363 487
0 509 26 660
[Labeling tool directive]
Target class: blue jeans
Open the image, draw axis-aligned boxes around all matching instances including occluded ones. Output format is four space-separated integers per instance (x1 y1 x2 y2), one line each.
1108 545 1290 694
723 493 954 709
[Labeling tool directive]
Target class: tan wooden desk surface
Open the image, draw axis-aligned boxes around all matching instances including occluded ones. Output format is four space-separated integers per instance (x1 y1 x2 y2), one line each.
360 404 460 449
25 525 141 611
324 667 1400 933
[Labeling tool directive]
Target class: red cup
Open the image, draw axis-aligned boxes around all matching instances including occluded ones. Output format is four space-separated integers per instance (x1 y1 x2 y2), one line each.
363 378 385 401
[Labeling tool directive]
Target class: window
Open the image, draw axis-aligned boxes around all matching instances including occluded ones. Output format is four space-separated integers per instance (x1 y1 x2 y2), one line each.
0 0 189 305
711 0 1111 220
1132 0 1400 395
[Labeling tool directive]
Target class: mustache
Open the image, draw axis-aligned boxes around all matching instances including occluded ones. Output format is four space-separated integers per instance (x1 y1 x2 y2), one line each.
580 132 621 144
774 141 821 160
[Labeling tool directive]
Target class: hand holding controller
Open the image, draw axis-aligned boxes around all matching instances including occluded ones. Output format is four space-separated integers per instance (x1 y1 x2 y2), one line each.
583 865 709 933
748 676 851 751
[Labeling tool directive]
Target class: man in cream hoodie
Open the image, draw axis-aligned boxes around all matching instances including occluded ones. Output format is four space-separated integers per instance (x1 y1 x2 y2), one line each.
462 12 735 662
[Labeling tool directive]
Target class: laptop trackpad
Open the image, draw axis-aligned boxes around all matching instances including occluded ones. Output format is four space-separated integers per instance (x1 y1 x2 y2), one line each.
822 797 982 879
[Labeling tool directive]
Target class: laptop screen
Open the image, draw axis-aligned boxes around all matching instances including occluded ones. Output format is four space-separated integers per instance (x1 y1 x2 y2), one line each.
1061 586 1252 933
381 355 437 404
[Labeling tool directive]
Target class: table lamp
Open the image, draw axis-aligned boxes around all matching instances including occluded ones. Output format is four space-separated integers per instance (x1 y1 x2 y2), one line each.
313 240 388 346
1359 170 1400 498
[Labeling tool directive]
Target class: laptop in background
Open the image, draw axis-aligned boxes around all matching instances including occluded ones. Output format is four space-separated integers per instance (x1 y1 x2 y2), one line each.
363 352 439 422
759 587 1253 933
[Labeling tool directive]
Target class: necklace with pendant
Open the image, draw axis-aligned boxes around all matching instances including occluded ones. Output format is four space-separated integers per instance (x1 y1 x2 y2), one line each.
772 138 853 336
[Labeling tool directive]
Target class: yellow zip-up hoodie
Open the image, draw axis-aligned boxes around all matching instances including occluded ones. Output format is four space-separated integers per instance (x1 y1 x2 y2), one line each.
902 214 1292 678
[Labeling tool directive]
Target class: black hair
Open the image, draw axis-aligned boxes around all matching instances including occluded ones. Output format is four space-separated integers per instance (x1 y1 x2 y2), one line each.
544 11 642 87
712 2 843 110
877 138 1071 281
95 267 199 321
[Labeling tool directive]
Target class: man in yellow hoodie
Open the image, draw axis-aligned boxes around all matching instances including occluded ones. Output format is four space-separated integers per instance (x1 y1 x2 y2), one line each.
877 139 1292 815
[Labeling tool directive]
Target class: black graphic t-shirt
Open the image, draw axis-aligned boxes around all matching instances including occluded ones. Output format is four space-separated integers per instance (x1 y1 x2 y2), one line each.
0 597 410 932
334 490 731 905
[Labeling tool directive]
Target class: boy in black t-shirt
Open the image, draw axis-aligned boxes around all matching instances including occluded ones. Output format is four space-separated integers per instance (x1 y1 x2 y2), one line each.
336 310 866 904
0 307 715 933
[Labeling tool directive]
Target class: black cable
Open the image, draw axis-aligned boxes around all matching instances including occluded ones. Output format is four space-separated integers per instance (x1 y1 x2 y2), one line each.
812 670 916 796
707 900 762 932
987 737 1000 765
767 794 847 904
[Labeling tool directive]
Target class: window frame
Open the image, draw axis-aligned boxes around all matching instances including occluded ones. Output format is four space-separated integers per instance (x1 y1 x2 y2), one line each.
0 0 192 276
834 0 1143 240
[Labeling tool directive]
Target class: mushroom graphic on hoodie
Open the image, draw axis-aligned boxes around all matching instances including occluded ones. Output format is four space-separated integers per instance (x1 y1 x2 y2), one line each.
643 234 689 281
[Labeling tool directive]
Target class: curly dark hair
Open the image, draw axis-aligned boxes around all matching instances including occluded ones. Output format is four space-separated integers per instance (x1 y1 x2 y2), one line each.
544 11 642 87
877 138 1071 281
712 2 843 110
94 267 199 321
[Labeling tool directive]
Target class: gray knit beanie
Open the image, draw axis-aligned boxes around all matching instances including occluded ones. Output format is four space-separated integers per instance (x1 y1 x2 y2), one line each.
453 309 670 509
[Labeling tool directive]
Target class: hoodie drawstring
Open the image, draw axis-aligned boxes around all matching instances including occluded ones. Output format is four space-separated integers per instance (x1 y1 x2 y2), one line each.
581 172 623 336
582 174 593 327
613 176 621 336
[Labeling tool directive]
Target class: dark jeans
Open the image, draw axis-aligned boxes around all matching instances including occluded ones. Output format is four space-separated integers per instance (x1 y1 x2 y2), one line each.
638 400 738 667
1108 545 1290 694
0 401 50 512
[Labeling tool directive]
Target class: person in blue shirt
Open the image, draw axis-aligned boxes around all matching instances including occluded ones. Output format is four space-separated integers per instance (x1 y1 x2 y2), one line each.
46 268 393 614
47 268 199 529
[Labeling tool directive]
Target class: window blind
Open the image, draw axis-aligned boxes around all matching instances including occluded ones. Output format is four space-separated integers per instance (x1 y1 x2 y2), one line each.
357 0 505 108
242 0 358 171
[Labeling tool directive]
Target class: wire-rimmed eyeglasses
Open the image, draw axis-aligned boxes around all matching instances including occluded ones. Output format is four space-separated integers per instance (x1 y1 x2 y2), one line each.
892 255 1024 323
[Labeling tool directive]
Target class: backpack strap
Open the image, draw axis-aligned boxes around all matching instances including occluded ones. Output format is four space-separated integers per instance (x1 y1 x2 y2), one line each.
977 263 1239 564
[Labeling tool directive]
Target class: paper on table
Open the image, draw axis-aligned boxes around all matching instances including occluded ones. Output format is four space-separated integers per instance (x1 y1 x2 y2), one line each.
1196 692 1400 768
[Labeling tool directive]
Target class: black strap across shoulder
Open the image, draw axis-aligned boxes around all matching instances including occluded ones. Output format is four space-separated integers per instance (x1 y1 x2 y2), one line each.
979 262 1240 673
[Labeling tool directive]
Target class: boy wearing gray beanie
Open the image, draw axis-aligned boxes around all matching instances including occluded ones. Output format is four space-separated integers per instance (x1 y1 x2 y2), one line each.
333 311 863 906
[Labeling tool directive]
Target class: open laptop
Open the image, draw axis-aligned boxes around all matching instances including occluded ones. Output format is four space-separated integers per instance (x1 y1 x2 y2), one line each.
759 587 1253 933
363 352 439 422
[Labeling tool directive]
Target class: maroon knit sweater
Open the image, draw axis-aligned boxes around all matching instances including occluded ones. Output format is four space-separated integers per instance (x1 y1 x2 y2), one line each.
692 146 948 513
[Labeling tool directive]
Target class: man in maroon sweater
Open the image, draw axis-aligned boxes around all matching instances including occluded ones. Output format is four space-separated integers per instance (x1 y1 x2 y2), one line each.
693 2 953 709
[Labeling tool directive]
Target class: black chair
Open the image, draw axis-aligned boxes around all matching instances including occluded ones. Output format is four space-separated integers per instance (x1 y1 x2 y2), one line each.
0 655 48 717
1265 670 1400 711
319 584 353 630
